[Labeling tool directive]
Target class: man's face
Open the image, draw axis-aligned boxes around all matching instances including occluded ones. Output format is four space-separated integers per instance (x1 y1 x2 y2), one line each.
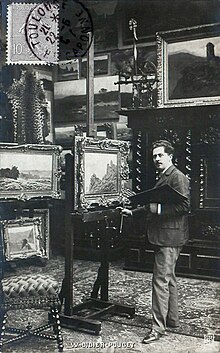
152 146 173 171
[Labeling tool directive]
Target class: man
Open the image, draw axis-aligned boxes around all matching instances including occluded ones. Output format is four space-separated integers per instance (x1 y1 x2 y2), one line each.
121 140 190 344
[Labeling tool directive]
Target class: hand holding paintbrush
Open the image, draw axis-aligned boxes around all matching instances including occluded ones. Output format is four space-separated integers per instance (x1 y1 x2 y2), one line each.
117 204 133 234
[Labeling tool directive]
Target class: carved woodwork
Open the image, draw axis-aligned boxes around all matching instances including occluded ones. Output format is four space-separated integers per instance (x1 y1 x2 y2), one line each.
120 105 220 279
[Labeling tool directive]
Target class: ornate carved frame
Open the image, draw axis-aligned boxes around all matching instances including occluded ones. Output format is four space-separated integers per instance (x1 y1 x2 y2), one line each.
74 137 130 210
0 143 62 201
22 209 50 259
1 216 48 261
157 23 220 107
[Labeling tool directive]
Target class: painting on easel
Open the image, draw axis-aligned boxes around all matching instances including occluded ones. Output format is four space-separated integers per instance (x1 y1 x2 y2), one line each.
74 136 130 210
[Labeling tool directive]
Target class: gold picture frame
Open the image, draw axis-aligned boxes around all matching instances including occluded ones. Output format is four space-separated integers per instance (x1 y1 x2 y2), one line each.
74 137 130 210
0 143 62 201
1 216 49 261
157 23 220 107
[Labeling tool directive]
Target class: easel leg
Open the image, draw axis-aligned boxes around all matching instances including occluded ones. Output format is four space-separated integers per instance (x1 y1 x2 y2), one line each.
91 266 102 299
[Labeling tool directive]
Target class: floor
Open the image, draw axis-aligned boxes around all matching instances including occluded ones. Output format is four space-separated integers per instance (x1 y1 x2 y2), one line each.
2 255 220 353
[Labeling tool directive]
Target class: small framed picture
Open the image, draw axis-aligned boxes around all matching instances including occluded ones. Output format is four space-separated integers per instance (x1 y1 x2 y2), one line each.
57 59 80 81
1 215 49 261
80 54 110 78
22 208 50 258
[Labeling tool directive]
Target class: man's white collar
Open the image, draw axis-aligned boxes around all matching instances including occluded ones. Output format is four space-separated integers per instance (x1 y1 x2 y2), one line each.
162 163 173 174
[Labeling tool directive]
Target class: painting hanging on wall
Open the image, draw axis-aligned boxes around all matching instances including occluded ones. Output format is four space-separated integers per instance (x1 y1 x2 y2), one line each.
57 60 80 81
74 136 130 210
54 75 120 125
0 143 62 201
157 23 220 107
54 123 112 147
54 124 76 146
80 54 110 78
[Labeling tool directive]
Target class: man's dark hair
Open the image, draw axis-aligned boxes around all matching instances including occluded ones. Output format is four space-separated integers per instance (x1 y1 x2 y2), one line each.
151 140 174 155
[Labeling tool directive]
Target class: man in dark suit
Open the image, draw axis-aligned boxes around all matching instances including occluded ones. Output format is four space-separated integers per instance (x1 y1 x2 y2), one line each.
121 140 190 344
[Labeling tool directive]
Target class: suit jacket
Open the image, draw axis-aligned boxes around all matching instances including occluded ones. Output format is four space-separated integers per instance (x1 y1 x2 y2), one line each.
132 165 190 247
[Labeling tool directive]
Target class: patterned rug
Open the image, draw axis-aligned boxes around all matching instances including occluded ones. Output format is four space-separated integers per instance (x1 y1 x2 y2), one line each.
70 261 220 341
6 255 219 342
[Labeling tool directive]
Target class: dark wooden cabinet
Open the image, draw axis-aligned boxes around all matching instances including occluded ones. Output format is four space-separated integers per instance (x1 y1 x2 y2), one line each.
120 105 220 280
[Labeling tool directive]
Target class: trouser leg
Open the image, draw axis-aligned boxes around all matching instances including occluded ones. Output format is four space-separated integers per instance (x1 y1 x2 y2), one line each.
152 246 182 334
167 249 181 325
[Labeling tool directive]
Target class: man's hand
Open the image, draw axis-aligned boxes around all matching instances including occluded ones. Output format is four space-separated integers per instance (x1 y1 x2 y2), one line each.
149 203 158 214
117 207 133 217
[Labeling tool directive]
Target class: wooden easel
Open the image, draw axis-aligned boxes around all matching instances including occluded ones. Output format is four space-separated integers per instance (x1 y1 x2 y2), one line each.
58 33 135 334
59 155 135 334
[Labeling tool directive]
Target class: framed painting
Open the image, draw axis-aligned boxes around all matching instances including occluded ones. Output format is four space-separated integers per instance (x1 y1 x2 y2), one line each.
0 143 62 201
74 137 130 210
54 123 113 147
57 59 80 81
80 54 110 78
1 217 48 261
54 124 76 146
114 122 133 142
54 75 120 124
22 208 50 259
157 23 220 107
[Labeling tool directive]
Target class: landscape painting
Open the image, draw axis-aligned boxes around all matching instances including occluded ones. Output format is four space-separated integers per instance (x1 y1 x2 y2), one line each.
74 136 130 210
0 144 62 200
85 151 118 195
80 54 110 78
22 209 50 259
54 75 120 124
1 218 42 261
54 124 76 146
157 23 220 107
168 36 220 100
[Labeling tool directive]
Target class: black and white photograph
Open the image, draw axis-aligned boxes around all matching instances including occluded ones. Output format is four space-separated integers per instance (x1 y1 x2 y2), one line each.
0 1 219 353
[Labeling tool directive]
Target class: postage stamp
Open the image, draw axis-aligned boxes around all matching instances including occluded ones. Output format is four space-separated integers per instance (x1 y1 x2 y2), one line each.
7 2 59 64
6 0 93 65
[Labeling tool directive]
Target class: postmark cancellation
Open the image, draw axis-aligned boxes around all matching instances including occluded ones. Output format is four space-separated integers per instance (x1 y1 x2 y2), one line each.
6 1 93 65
